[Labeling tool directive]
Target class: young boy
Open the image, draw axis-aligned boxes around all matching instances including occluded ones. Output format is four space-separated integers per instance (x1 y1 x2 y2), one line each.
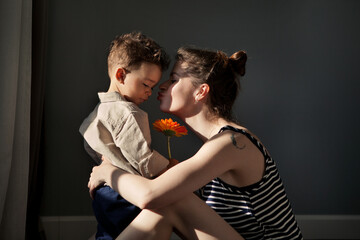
79 32 171 240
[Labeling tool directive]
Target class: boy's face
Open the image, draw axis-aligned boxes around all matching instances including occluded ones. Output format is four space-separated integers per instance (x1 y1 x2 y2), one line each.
121 62 162 105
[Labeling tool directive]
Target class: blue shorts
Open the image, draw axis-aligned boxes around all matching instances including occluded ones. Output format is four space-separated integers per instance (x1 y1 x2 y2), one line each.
92 185 141 240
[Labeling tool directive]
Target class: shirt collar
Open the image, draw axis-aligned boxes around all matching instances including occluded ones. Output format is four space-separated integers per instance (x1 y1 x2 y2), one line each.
97 91 125 103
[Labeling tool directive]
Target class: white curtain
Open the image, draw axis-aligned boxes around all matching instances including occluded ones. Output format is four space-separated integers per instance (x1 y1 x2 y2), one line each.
0 0 32 239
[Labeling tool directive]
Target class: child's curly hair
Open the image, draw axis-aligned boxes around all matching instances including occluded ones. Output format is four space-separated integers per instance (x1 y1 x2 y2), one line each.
107 32 170 74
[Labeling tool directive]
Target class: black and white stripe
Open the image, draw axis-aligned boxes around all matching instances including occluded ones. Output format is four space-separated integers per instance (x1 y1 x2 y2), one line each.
199 126 303 239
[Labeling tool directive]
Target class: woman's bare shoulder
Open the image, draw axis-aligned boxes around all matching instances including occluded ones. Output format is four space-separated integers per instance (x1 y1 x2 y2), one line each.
207 126 266 187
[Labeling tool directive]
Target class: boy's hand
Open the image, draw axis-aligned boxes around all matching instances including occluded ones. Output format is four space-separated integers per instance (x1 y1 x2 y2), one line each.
168 158 179 169
157 158 179 176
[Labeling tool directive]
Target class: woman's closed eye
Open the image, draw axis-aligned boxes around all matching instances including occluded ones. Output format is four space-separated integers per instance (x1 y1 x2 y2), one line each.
170 78 178 84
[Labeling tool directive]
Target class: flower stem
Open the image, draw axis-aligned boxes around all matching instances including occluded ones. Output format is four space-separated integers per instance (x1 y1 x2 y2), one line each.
167 136 172 159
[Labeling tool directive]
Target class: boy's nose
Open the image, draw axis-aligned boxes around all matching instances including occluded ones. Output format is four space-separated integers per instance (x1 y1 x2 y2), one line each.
146 88 152 96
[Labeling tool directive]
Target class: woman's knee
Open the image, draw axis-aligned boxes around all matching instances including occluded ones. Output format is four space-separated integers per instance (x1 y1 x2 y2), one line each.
118 209 173 240
151 194 202 236
150 194 195 221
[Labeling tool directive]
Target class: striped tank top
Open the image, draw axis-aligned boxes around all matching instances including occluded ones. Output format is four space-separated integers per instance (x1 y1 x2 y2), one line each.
199 126 303 239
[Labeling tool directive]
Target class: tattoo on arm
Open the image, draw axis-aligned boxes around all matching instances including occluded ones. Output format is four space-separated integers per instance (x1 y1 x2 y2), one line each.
231 134 245 150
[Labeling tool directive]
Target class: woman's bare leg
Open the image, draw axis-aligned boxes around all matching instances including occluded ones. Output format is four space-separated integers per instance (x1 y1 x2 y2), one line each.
87 233 96 240
116 193 244 240
116 208 174 240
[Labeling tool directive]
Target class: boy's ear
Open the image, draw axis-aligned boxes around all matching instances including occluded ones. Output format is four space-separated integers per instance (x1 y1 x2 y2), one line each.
115 68 126 83
195 83 210 102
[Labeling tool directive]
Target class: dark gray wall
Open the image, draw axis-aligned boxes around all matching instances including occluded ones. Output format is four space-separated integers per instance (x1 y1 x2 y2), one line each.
40 0 360 216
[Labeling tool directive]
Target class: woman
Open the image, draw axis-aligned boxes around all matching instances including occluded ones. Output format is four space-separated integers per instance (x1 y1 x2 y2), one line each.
88 47 303 239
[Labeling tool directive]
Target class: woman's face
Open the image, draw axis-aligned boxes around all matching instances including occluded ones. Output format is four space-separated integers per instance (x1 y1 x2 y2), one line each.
157 61 199 118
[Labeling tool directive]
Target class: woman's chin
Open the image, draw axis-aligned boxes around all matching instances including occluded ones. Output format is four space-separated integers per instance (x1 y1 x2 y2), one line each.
159 107 170 114
159 105 172 114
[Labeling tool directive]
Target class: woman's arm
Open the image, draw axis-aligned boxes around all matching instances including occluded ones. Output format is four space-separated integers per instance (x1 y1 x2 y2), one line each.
88 131 250 209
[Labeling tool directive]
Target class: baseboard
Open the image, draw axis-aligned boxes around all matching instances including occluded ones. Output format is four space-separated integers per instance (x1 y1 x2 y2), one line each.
296 215 360 239
41 215 360 239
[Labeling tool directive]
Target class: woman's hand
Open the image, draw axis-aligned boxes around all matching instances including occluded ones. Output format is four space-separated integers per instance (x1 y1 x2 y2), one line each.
87 156 113 199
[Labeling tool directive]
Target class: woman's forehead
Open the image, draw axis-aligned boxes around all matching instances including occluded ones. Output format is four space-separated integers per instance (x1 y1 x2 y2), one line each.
171 61 189 77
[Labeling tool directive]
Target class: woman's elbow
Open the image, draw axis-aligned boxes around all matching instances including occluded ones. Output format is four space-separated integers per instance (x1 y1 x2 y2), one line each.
137 197 151 210
137 189 163 210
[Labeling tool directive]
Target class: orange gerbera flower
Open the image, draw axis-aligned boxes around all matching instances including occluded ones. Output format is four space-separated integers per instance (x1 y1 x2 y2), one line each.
153 118 188 137
153 118 188 159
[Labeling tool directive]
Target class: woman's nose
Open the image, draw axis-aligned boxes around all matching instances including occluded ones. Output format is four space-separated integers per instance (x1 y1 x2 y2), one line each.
159 80 170 91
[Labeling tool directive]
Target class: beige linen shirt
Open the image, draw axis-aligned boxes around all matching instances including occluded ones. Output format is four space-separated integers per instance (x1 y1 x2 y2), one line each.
79 92 168 178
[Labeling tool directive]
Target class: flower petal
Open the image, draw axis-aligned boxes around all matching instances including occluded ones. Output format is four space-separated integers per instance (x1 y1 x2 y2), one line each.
152 118 188 137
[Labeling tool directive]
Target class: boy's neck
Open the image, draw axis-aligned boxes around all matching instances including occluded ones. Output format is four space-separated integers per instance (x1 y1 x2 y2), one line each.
107 81 122 95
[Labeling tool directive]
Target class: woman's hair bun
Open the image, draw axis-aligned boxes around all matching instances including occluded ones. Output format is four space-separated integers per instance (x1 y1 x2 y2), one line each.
229 50 247 76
